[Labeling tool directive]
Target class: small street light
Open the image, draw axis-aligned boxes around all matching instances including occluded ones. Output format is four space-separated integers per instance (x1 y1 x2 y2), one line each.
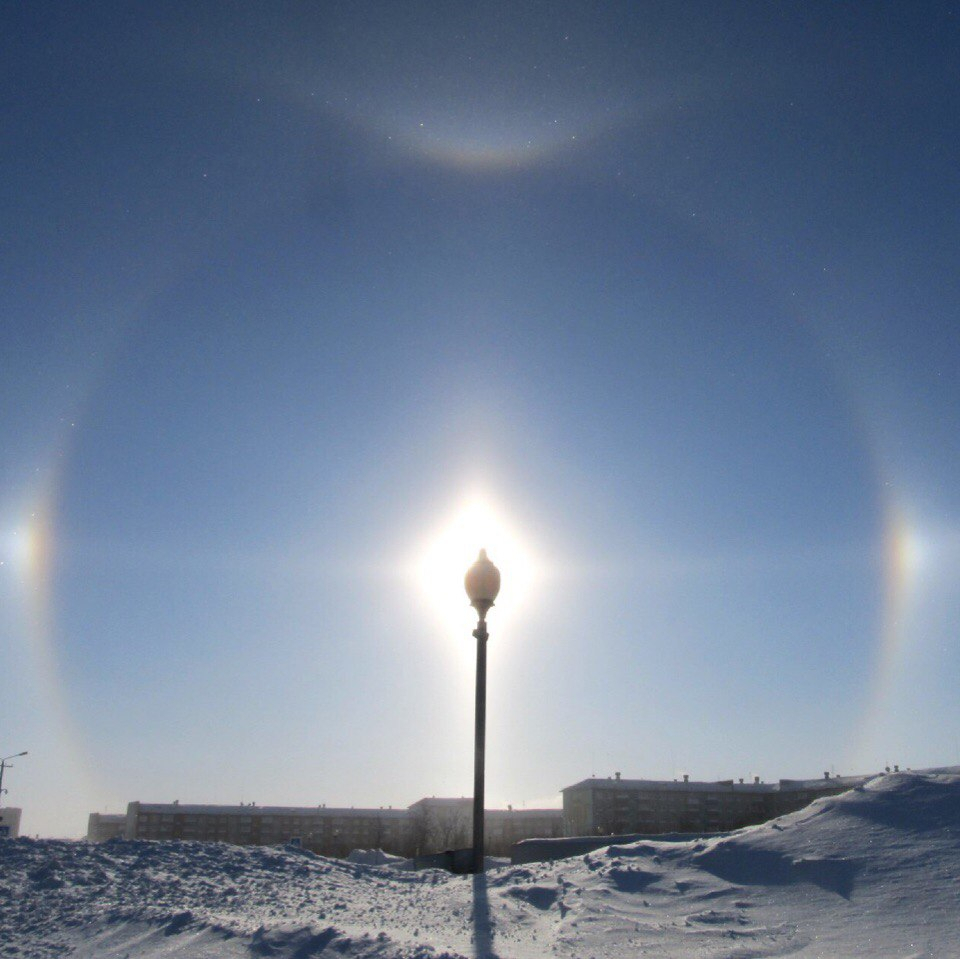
464 549 501 874
0 751 28 799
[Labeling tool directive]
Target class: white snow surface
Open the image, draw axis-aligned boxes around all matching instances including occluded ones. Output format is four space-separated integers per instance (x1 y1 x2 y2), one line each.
3 771 959 958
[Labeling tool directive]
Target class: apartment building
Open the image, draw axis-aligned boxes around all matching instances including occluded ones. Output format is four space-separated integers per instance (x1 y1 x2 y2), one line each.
124 802 410 857
562 772 867 836
407 797 564 856
115 798 562 858
0 808 21 839
86 812 126 842
89 770 873 858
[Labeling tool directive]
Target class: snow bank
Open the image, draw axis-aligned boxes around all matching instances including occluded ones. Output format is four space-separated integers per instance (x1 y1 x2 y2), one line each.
2 770 958 958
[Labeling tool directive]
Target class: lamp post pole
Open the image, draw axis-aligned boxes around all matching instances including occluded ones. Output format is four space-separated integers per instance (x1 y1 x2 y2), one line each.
464 549 500 875
471 613 488 875
0 752 28 799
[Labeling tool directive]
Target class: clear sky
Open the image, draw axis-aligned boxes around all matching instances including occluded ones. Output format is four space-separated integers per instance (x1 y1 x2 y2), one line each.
2 2 959 837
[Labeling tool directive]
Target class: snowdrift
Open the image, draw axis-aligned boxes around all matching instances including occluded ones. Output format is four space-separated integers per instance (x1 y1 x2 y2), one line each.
2 770 957 958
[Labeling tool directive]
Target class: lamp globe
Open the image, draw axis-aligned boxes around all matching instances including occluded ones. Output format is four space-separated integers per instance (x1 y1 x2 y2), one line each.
464 549 500 622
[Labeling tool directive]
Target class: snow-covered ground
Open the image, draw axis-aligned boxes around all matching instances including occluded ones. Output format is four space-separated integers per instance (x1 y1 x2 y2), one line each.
2 770 958 958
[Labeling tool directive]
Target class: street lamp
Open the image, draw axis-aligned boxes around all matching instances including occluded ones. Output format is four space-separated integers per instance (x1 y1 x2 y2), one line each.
464 549 500 874
0 752 28 799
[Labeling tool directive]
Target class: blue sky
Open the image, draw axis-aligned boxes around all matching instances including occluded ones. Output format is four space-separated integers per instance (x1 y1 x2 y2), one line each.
2 2 959 836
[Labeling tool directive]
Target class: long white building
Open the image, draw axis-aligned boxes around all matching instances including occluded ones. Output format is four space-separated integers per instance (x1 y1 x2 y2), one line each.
88 769 882 857
96 798 563 858
562 771 869 835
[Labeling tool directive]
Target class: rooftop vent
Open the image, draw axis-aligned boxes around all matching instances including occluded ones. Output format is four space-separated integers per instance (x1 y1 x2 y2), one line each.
683 774 689 783
754 776 760 784
615 771 621 781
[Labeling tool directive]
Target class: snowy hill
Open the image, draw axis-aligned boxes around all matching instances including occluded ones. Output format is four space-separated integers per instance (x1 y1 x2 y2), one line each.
2 770 958 958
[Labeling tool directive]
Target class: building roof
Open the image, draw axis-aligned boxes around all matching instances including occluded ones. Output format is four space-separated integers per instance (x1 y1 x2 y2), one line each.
126 799 561 820
485 808 563 821
562 774 871 796
563 778 778 794
129 803 409 819
406 797 471 810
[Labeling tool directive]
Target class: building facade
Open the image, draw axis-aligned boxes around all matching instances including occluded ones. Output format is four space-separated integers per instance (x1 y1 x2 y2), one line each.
406 798 565 856
562 772 867 836
123 802 410 857
0 808 22 839
486 807 565 853
112 799 562 858
86 813 129 842
88 770 873 858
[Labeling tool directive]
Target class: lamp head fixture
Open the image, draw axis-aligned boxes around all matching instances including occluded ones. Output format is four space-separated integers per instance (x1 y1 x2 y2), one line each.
464 549 501 623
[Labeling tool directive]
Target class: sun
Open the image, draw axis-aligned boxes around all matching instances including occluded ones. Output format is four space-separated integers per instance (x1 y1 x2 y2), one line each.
412 494 539 635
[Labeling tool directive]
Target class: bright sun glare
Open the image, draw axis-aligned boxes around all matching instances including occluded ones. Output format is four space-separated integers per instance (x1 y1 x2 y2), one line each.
413 495 539 635
2 518 41 578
